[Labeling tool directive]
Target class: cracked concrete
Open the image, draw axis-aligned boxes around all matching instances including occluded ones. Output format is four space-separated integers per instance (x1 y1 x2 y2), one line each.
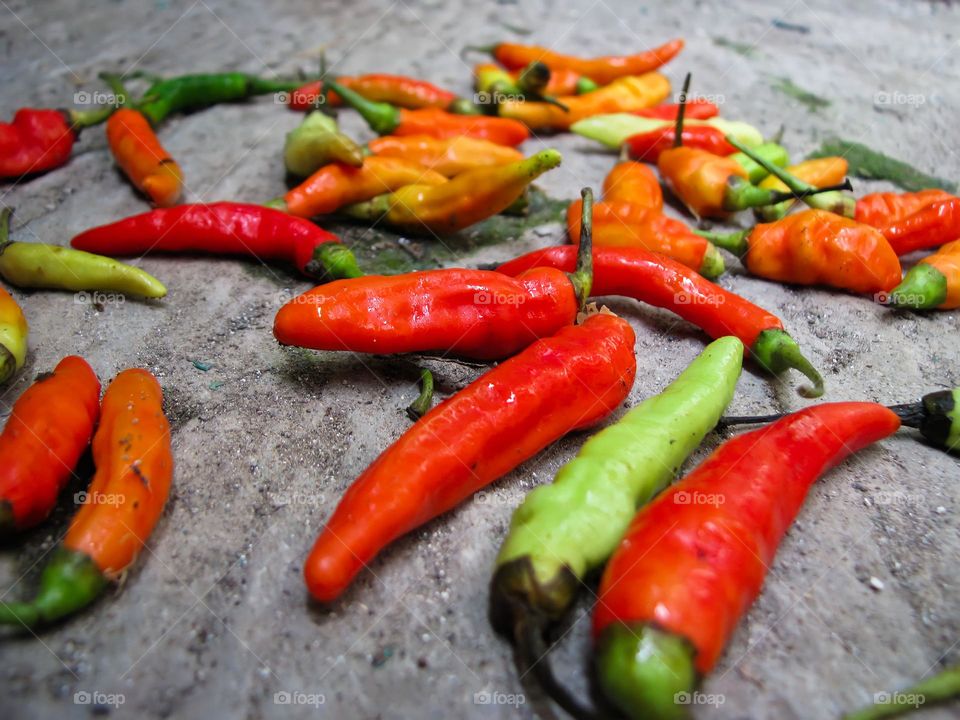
0 0 958 718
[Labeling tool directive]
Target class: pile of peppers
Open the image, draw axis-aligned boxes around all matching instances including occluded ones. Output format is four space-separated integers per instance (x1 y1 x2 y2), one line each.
0 26 958 720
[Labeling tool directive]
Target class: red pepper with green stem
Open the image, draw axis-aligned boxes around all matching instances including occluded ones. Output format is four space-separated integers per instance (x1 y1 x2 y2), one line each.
71 202 351 279
496 244 824 397
591 402 901 720
0 106 113 179
464 38 684 85
275 187 596 359
887 240 960 310
880 198 960 255
633 98 718 120
626 124 736 163
326 78 529 146
0 369 173 628
304 304 637 602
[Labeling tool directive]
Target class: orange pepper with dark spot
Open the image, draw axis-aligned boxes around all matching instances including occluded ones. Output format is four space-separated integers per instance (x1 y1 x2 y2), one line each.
106 108 182 207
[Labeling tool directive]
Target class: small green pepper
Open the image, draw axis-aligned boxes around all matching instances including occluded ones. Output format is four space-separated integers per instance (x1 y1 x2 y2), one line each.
490 336 744 671
730 141 790 183
0 209 166 298
284 111 364 177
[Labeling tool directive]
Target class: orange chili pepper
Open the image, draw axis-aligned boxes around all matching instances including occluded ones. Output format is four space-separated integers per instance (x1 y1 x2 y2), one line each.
855 189 954 228
275 156 447 218
0 356 100 532
497 74 670 131
600 160 663 207
473 38 685 85
0 369 173 627
889 239 960 310
519 67 593 96
701 209 902 294
289 74 457 111
327 79 529 147
105 108 182 207
367 135 523 177
0 286 27 384
657 146 749 218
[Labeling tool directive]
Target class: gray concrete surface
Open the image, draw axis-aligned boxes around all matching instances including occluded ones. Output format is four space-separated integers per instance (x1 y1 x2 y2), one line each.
0 0 958 718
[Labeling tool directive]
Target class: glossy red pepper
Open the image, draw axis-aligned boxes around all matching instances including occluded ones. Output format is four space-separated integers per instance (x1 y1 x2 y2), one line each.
304 308 637 601
0 110 75 179
881 198 960 255
593 402 901 719
625 125 735 163
71 202 342 278
496 245 823 396
0 356 100 532
632 99 719 120
855 189 954 228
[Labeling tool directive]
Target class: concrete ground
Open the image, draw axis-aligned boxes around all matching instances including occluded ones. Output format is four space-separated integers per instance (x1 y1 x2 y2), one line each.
0 0 958 718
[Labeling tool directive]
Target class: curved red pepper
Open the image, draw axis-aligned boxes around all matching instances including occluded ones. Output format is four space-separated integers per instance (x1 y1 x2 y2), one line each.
304 310 637 602
625 125 735 163
632 99 719 120
881 198 960 256
289 75 456 111
71 202 339 276
496 245 780 349
594 402 901 673
0 109 75 178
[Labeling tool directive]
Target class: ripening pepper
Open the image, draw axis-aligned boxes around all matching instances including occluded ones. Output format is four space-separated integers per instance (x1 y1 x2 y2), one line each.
339 149 562 235
755 157 853 221
887 240 960 310
855 189 954 228
572 113 763 150
284 111 364 177
288 74 458 111
272 156 447 218
0 286 27 385
497 74 671 131
633 99 719 120
106 108 182 207
880 198 960 255
367 135 523 177
625 124 736 163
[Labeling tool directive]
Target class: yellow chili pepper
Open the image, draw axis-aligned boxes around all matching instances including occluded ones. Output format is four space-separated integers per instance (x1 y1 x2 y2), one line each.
0 287 27 384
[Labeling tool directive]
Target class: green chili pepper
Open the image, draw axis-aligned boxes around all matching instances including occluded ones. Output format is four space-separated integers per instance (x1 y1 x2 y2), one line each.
0 209 166 298
727 135 856 217
730 141 790 183
571 113 764 150
842 665 960 720
490 336 744 698
136 72 309 125
284 111 365 177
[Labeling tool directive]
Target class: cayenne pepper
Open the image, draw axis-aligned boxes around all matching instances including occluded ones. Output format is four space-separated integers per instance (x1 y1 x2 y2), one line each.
0 356 100 532
592 402 901 720
106 107 183 207
367 135 524 177
288 74 458 112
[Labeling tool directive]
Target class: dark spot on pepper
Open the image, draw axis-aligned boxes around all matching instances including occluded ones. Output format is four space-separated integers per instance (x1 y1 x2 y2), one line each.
131 462 150 487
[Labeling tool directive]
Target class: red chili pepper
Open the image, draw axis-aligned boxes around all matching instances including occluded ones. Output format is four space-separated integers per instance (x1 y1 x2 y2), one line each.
592 402 901 717
288 74 457 111
881 198 960 255
632 99 719 120
625 125 735 163
71 202 342 278
0 356 100 532
304 307 637 601
855 189 954 228
0 106 112 179
496 245 824 396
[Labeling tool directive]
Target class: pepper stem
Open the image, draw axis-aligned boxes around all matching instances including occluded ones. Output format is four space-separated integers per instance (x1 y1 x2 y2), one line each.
569 187 594 311
405 369 434 421
0 207 11 247
98 72 130 107
751 328 825 398
460 43 499 60
306 243 364 281
673 72 692 148
841 665 960 720
325 79 400 135
0 547 106 628
886 264 947 310
694 227 750 257
68 105 115 129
